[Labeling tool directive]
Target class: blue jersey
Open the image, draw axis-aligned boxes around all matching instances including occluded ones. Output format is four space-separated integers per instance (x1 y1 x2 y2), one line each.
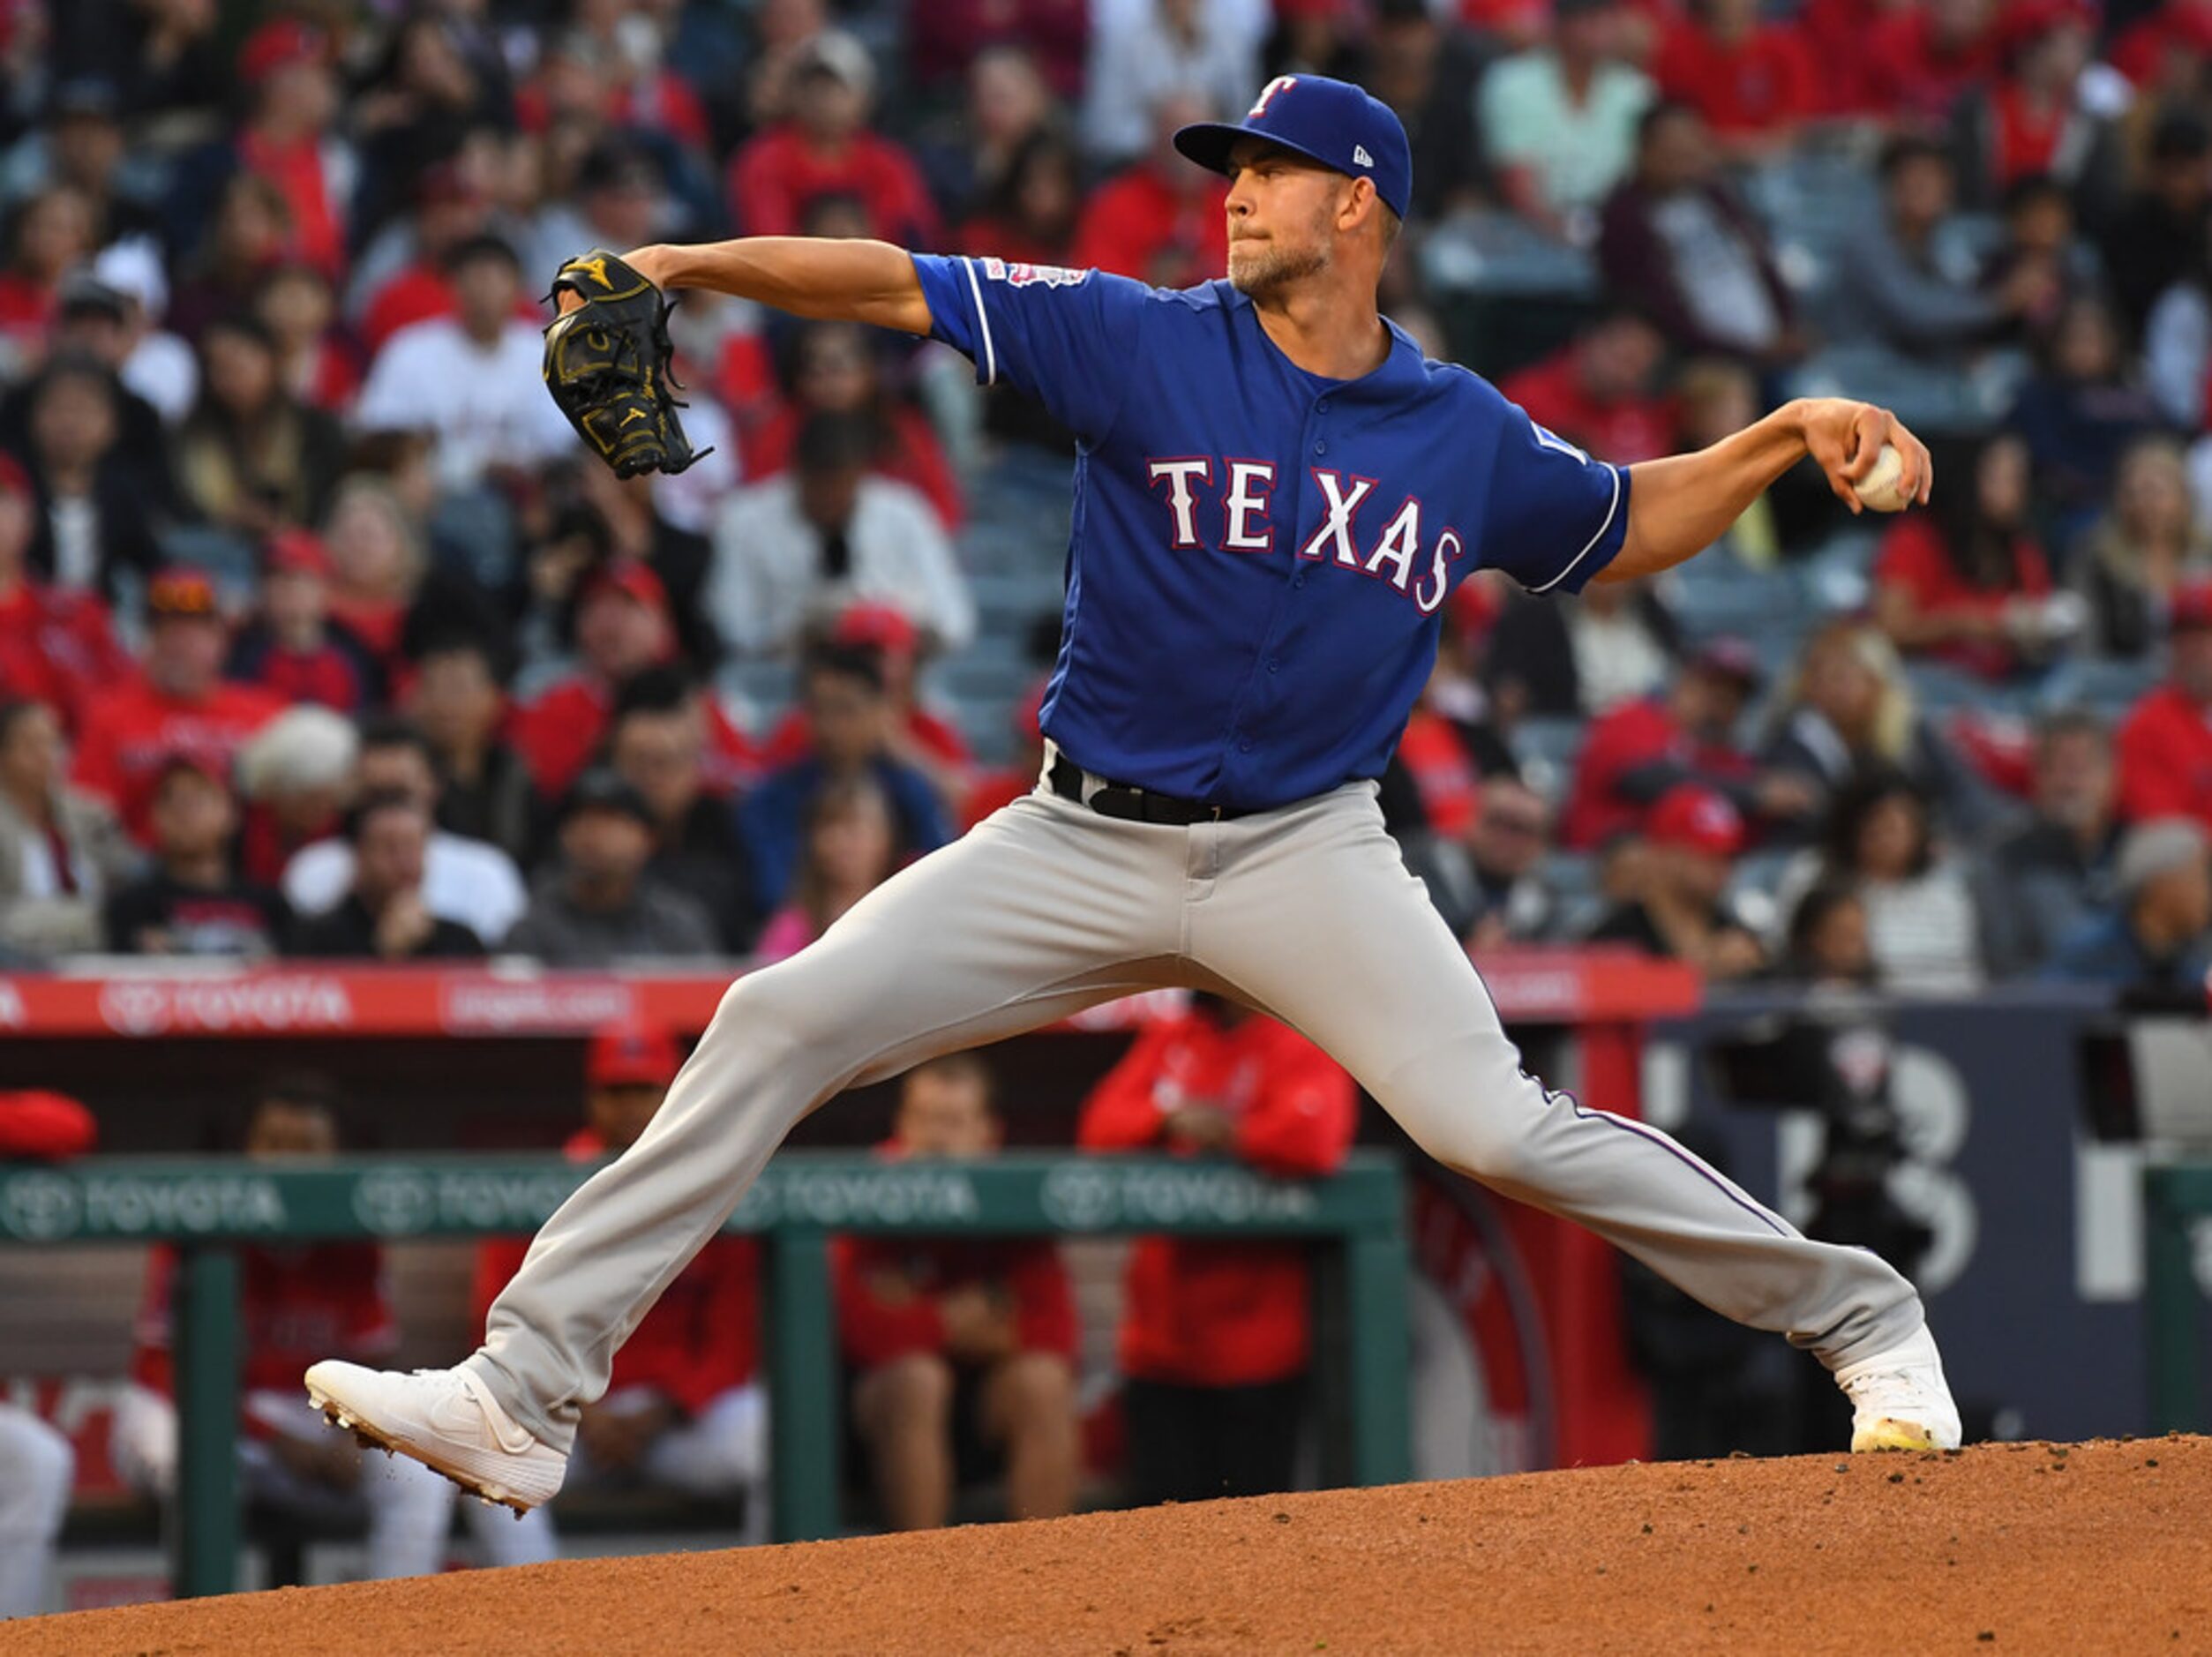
912 254 1633 812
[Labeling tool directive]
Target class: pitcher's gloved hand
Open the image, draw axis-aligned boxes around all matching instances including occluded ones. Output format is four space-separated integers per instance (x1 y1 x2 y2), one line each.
541 248 712 479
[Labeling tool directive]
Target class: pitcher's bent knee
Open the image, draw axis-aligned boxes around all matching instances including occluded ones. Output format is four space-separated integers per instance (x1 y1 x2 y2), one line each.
703 956 880 1072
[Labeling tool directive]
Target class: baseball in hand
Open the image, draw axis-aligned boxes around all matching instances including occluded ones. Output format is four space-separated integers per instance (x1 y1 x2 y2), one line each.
1853 444 1912 513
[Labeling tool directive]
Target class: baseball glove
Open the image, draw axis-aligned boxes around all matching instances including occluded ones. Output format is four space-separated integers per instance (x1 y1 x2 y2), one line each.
541 249 711 479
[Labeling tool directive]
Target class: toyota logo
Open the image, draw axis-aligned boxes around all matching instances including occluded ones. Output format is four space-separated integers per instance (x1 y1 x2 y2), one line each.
0 1173 82 1241
1040 1165 1119 1231
99 981 172 1036
351 1168 437 1236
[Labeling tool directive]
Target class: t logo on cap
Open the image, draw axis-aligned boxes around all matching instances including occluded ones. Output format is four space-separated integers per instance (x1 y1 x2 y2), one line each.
1175 74 1414 224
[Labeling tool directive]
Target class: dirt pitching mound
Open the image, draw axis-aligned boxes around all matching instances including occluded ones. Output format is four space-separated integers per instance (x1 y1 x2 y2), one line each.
7 1436 2208 1656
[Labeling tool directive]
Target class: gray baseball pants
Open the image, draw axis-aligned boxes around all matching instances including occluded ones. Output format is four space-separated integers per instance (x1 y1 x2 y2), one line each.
469 767 1923 1451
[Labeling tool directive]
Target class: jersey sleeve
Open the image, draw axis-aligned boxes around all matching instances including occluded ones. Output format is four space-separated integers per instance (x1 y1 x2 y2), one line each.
911 253 1149 446
1479 394 1633 596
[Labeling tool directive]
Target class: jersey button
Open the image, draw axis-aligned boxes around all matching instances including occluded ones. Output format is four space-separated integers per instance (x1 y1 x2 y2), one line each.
1313 440 1327 455
1266 658 1279 673
1316 399 1331 414
1291 574 1306 589
1238 738 1254 753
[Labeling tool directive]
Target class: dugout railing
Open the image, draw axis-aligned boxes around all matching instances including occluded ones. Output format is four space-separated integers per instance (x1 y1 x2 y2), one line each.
0 1150 1412 1599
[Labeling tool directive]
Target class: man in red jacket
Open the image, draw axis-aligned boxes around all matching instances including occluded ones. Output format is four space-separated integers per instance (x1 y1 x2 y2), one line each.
1077 995 1357 1506
475 1022 767 1547
71 569 283 843
724 32 940 247
836 1053 1078 1532
2117 580 2212 832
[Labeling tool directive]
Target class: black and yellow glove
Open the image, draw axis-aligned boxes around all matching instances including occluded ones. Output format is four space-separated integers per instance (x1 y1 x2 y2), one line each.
541 249 710 479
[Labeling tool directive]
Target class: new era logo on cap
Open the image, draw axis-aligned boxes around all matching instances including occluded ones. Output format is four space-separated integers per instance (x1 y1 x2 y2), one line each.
1353 145 1374 167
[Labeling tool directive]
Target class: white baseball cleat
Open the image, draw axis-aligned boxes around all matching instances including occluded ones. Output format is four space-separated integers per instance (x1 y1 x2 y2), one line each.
304 1360 567 1512
1833 1324 1963 1452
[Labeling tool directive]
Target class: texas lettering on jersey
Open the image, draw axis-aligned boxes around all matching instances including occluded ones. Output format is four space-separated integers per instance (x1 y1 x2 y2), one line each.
1145 458 1460 615
909 250 1632 809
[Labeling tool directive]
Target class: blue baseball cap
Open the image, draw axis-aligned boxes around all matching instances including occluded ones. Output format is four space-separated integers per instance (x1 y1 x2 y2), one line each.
1173 75 1413 223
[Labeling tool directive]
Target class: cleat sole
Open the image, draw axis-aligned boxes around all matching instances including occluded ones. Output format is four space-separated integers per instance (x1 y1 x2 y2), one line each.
304 1383 536 1515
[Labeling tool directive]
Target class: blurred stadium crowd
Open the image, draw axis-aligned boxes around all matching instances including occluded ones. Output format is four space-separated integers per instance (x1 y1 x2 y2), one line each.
10 0 2212 1607
1 0 2211 988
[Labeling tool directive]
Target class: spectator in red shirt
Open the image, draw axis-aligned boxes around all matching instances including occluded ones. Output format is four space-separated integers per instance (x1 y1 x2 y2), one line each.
760 604 975 814
570 446 727 673
319 474 426 669
838 1053 1079 1531
2116 580 2212 832
2114 0 2212 97
510 559 753 800
111 1076 514 1579
348 161 497 358
1078 997 1357 1506
73 570 286 843
746 322 964 532
1872 432 2067 683
476 1023 766 1551
0 453 129 730
1653 0 1815 161
230 18 350 280
1071 92 1230 291
226 529 385 714
1562 639 1809 850
1951 3 2103 204
1498 310 1675 466
909 0 1088 101
726 31 941 247
1599 104 1800 367
560 2 714 161
1856 0 2004 124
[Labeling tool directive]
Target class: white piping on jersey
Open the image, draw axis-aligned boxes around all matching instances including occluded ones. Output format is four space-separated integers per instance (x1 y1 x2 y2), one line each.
1526 461 1622 595
964 258 998 387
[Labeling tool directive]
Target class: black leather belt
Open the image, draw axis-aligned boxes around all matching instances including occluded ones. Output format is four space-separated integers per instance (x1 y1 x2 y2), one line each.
1047 754 1251 825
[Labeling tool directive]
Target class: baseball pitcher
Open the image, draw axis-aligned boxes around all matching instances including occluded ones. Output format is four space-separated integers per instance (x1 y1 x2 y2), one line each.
310 77 1958 1513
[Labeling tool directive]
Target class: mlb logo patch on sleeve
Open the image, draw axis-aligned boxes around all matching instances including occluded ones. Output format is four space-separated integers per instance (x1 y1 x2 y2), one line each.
980 257 1091 289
